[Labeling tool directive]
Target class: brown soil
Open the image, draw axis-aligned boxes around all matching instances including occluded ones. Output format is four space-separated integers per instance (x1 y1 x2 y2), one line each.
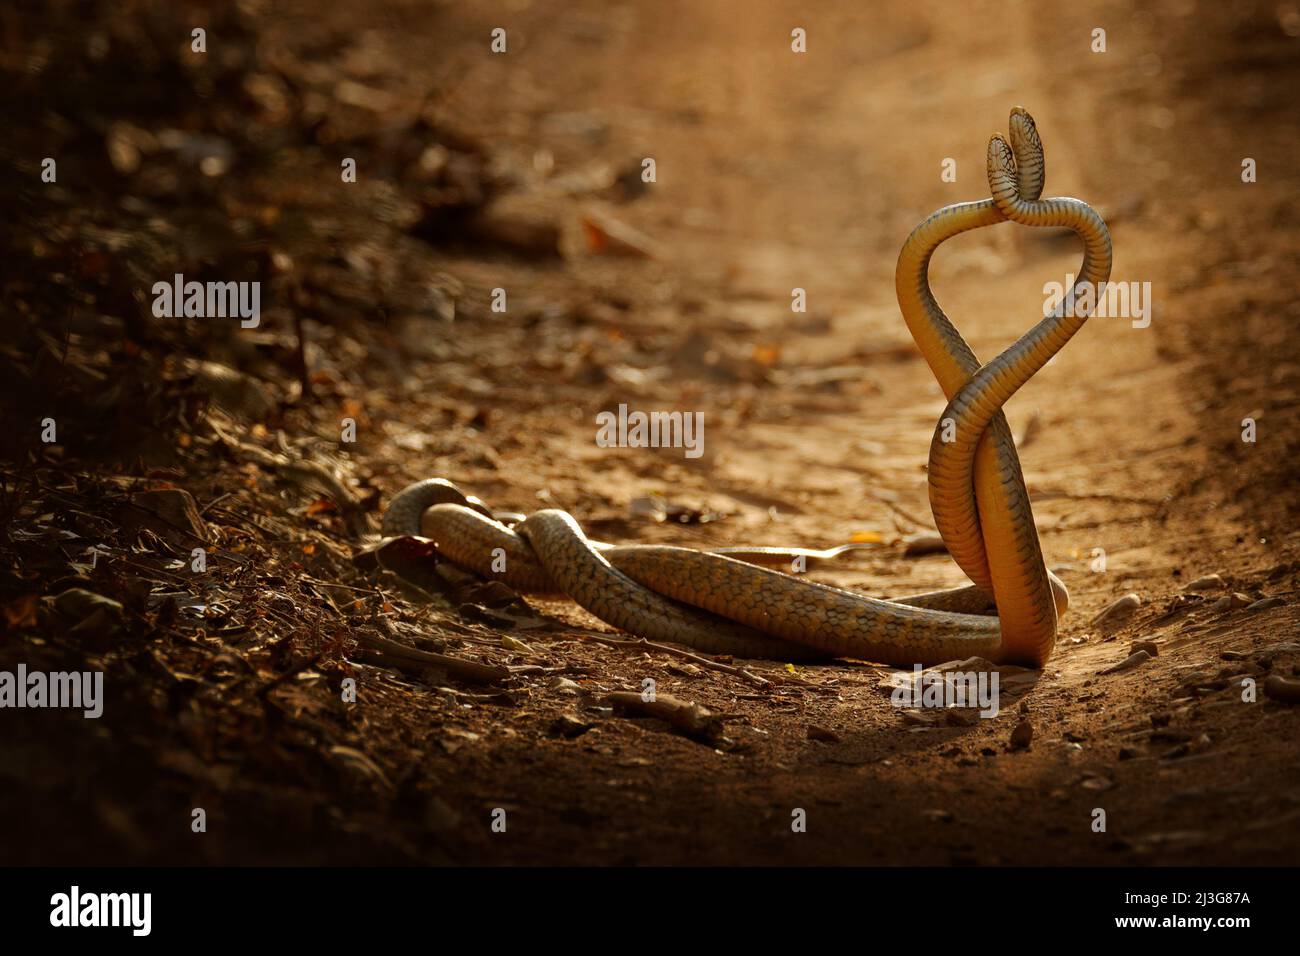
2 0 1298 865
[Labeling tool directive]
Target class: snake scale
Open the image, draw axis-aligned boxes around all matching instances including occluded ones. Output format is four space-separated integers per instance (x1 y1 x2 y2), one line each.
381 108 1112 669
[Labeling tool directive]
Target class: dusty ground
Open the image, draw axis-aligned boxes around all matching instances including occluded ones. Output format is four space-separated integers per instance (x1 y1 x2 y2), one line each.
2 0 1298 865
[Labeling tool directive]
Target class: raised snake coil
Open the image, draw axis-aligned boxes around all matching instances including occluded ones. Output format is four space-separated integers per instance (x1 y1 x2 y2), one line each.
381 108 1112 669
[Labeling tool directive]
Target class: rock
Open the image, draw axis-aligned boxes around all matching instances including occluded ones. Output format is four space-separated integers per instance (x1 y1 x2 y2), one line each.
1100 649 1152 674
1207 592 1252 612
806 724 841 743
465 581 520 609
1118 747 1140 760
944 708 979 727
1092 593 1142 631
1246 596 1285 612
47 588 127 645
548 714 593 738
922 809 953 823
1264 675 1300 704
1130 639 1160 657
1009 719 1034 750
500 635 535 654
550 677 582 696
1184 574 1225 591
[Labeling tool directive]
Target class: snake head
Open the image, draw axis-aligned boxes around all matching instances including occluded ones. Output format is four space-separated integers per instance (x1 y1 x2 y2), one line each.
1008 106 1044 200
987 133 1019 209
1008 107 1041 152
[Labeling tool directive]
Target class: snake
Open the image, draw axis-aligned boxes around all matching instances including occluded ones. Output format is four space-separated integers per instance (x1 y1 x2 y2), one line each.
380 108 1112 669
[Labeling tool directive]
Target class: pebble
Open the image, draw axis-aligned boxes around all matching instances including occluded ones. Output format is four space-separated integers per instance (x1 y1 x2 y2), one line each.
550 677 582 696
1130 639 1160 658
1100 649 1152 674
1092 593 1142 630
1246 596 1285 612
1184 574 1225 591
1207 593 1252 613
548 714 593 738
1264 675 1300 704
807 724 842 743
1009 719 1034 750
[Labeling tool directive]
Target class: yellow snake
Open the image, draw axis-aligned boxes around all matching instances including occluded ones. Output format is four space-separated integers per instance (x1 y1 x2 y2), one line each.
380 108 1112 669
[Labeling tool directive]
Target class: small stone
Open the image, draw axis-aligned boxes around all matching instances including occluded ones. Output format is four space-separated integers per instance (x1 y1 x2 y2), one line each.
1130 639 1159 658
550 677 582 696
1264 675 1300 704
500 636 534 654
1118 747 1140 760
1092 593 1142 631
922 809 953 823
549 714 593 739
1207 593 1251 613
1100 649 1151 674
1246 596 1285 612
1184 574 1225 591
1009 719 1034 750
807 724 841 743
466 581 520 608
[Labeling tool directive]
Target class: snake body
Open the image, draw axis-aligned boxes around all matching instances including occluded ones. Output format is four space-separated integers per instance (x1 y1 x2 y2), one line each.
381 109 1112 668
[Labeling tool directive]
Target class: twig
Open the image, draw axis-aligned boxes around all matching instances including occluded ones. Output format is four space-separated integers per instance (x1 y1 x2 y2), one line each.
569 631 770 688
604 691 724 744
355 630 509 685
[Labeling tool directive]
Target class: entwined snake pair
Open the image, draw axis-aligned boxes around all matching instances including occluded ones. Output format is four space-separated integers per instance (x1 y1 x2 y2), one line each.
381 108 1112 669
